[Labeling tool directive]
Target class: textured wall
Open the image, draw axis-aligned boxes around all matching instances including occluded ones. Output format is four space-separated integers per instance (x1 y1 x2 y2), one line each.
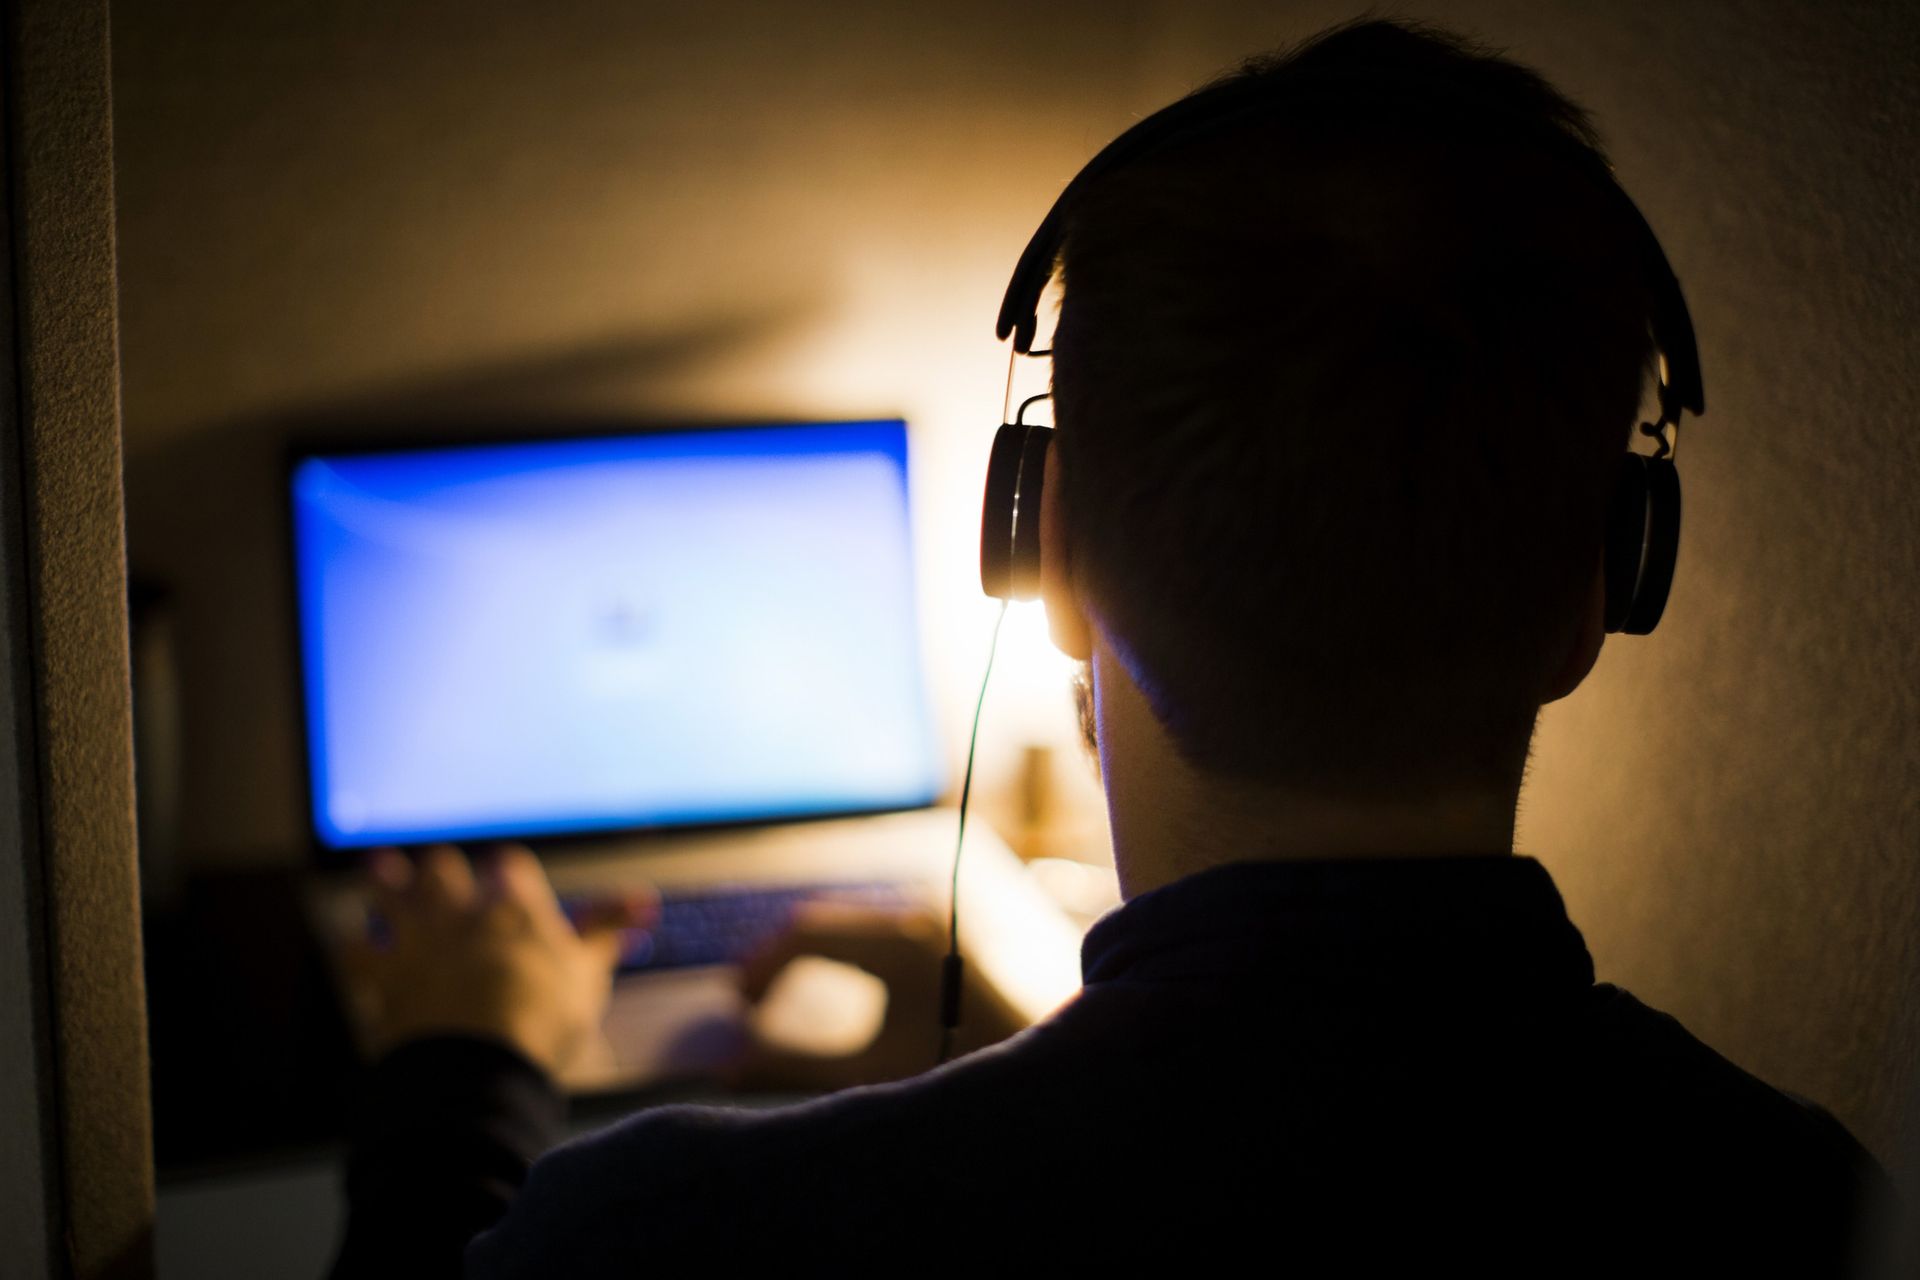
113 0 1918 1186
1502 0 1920 1208
12 0 153 1272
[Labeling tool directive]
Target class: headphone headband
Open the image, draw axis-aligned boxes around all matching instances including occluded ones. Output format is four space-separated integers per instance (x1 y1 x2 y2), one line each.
983 54 1704 634
995 67 1703 426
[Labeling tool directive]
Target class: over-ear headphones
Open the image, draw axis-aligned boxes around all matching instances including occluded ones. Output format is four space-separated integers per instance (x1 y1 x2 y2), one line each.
978 404 1054 603
979 66 1705 636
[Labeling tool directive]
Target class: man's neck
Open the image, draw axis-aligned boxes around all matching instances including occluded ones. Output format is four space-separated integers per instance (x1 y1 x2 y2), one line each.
1090 642 1520 901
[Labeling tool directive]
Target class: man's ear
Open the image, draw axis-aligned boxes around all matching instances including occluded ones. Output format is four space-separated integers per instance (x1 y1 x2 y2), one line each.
1038 436 1093 660
1543 560 1607 705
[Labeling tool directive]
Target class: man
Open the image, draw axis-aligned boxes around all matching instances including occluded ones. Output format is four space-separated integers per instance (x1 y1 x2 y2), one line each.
333 19 1892 1276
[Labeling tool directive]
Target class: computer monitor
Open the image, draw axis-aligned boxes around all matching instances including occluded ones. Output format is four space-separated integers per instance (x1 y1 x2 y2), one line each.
289 420 944 852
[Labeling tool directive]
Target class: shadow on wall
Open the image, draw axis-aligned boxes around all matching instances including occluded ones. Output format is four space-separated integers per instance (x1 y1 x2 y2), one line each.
125 302 820 868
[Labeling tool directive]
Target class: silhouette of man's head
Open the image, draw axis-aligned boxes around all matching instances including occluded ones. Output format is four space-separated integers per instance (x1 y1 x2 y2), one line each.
1050 19 1658 801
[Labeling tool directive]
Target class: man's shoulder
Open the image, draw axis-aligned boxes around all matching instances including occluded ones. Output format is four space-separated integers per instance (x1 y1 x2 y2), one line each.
1578 983 1866 1142
464 1097 869 1275
1571 983 1891 1233
466 1041 1041 1275
533 1069 957 1191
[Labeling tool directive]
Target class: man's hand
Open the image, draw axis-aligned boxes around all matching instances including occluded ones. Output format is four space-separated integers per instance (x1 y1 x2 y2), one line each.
346 843 654 1078
731 900 1031 1091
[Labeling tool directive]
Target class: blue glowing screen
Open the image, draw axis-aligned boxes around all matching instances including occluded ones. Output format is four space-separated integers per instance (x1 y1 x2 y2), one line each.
290 421 943 850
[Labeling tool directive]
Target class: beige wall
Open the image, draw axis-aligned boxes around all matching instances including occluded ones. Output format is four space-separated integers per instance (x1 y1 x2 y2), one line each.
12 0 152 1272
113 0 1919 1182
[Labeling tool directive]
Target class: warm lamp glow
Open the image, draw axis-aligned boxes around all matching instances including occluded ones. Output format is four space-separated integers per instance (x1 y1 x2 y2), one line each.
992 600 1081 741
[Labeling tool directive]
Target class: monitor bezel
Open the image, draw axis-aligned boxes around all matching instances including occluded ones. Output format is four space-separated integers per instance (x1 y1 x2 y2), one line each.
282 416 947 869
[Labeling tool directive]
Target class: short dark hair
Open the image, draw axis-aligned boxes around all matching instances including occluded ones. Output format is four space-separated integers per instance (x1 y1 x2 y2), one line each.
1051 19 1659 798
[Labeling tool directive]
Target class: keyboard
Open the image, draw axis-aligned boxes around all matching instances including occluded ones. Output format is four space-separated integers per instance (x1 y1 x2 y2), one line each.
564 881 916 973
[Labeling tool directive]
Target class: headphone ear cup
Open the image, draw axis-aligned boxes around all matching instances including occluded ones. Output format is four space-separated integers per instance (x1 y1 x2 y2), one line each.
979 423 1052 600
1621 455 1681 635
1603 453 1651 634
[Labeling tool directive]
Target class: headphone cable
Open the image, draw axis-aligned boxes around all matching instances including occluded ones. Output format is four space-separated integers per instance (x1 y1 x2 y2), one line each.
938 598 1010 1065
